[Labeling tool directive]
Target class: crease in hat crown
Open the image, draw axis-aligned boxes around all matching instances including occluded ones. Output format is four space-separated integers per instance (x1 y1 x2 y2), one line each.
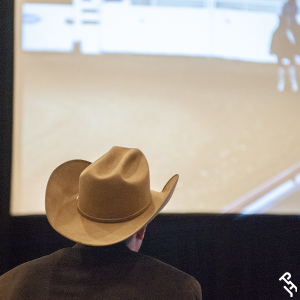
77 146 152 223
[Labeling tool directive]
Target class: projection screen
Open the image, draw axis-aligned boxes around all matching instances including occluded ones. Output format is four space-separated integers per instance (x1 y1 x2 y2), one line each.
12 0 300 215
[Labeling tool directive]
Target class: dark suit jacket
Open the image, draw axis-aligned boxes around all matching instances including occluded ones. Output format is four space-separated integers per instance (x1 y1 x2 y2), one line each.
0 243 202 300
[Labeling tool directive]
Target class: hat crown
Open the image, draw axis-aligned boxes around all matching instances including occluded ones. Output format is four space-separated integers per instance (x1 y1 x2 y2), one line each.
77 147 152 222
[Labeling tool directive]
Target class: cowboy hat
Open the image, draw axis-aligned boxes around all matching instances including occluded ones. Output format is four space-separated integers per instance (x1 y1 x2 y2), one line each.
45 146 179 246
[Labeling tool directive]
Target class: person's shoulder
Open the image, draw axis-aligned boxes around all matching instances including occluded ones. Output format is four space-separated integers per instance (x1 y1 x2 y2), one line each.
136 252 202 299
0 247 68 282
138 253 190 277
0 247 73 299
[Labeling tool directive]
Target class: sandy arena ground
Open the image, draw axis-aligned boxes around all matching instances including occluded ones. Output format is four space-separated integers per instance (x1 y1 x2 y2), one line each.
11 51 300 215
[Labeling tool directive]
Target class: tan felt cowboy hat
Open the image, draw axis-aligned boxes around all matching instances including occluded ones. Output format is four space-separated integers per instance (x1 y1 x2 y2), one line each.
46 146 179 246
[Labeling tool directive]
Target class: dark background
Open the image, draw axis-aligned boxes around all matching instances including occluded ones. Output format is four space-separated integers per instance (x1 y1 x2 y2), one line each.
1 1 300 299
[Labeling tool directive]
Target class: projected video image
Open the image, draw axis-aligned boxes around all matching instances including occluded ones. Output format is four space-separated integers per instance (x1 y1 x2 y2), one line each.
13 0 300 215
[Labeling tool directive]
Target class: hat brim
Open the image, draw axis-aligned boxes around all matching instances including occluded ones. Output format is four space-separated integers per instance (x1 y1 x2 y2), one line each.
45 159 179 246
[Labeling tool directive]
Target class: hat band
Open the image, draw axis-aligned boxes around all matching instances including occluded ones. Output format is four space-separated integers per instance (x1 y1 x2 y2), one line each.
77 198 151 223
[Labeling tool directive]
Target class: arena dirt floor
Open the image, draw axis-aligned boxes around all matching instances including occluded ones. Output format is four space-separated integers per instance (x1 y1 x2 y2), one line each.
11 51 300 215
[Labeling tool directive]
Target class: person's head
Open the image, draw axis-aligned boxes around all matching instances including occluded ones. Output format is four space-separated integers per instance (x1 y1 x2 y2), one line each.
45 146 178 250
123 226 147 252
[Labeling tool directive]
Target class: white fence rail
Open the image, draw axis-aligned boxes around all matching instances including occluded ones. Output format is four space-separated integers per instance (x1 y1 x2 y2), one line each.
131 0 297 14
